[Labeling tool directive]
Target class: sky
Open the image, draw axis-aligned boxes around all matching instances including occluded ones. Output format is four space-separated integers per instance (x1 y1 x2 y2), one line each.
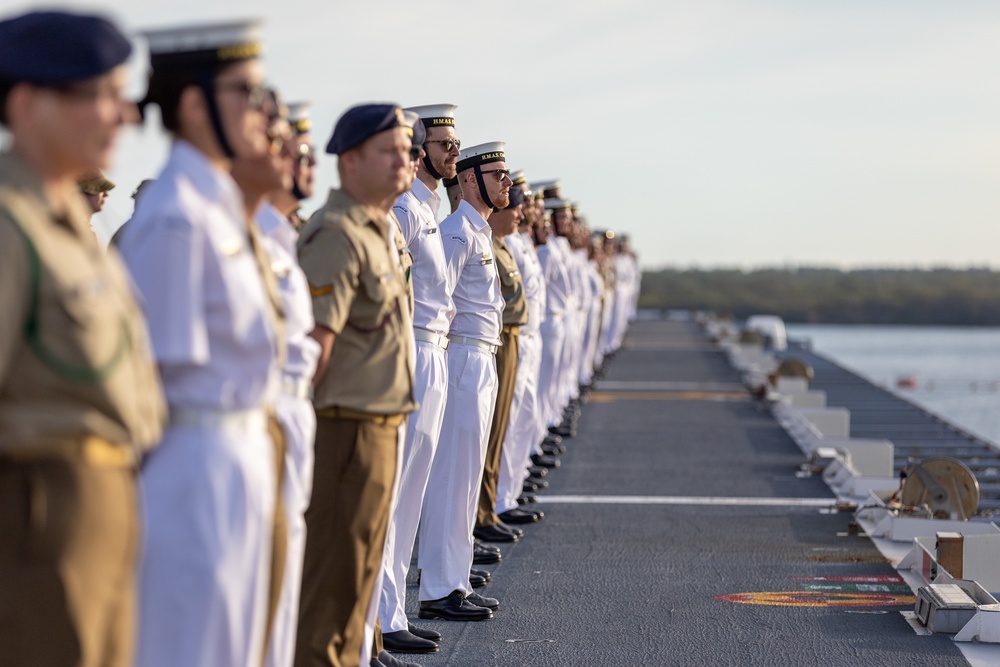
6 0 1000 270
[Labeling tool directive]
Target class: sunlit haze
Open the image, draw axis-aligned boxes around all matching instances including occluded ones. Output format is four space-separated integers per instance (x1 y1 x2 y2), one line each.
6 0 1000 269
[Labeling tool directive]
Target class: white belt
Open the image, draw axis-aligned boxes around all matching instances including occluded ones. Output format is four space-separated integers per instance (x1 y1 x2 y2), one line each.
413 328 450 349
169 406 267 431
281 375 312 400
446 334 499 354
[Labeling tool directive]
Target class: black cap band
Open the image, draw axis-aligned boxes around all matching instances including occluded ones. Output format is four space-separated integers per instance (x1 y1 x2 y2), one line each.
456 150 504 173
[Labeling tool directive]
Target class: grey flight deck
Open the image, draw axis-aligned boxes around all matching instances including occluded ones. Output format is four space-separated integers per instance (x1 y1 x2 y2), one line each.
404 320 966 666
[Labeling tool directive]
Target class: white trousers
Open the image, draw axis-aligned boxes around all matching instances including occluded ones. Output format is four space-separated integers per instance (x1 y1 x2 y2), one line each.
597 290 615 365
497 331 541 514
264 395 316 667
378 342 448 632
580 299 603 387
136 417 276 667
560 309 583 406
418 344 497 601
537 315 566 430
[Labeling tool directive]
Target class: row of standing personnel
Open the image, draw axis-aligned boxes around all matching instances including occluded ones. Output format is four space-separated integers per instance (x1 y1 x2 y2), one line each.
0 10 639 667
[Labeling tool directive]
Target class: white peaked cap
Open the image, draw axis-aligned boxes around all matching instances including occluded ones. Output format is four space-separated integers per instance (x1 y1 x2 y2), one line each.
405 103 458 126
457 141 506 171
142 19 263 57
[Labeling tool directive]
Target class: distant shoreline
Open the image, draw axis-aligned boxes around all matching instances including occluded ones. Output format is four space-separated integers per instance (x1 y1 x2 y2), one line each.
639 267 1000 326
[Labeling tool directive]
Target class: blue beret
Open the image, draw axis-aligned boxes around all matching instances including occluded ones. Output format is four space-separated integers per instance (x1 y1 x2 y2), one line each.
326 103 413 155
0 11 132 85
411 119 426 147
505 186 526 209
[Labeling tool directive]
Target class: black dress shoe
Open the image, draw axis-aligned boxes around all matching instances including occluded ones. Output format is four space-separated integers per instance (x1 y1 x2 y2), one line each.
528 465 548 478
522 479 541 493
541 442 565 455
517 493 538 505
499 507 543 524
465 591 500 610
382 630 438 655
543 433 562 445
526 476 549 490
473 524 518 543
548 424 574 438
407 622 441 642
377 650 422 667
531 453 561 468
475 538 501 553
419 590 493 621
473 543 501 565
469 572 487 588
496 521 523 538
471 567 491 582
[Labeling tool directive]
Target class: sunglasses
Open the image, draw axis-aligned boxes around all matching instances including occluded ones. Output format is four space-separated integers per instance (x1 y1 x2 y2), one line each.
215 79 268 111
425 138 461 152
479 168 511 183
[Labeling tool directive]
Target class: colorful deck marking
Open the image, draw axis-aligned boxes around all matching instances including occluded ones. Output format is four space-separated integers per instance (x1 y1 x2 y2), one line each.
587 390 749 403
716 576 916 607
716 591 915 607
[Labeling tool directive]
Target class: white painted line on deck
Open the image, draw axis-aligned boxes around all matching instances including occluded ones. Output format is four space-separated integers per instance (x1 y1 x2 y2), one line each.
537 495 837 508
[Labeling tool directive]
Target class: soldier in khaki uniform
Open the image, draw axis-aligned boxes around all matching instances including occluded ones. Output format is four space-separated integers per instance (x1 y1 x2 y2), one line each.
474 185 534 540
0 10 166 667
295 103 417 667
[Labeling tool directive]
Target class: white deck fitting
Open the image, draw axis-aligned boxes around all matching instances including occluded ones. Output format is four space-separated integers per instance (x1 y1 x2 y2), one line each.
796 407 851 439
861 506 1000 543
820 438 895 477
898 534 1000 595
772 377 828 408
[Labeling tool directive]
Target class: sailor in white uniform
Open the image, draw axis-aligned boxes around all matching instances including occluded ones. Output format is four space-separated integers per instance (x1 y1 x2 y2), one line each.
252 100 321 667
378 104 459 654
496 174 548 517
118 21 280 667
536 197 572 437
418 142 509 622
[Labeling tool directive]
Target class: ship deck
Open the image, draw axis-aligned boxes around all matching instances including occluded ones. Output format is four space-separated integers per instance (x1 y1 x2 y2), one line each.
407 319 974 666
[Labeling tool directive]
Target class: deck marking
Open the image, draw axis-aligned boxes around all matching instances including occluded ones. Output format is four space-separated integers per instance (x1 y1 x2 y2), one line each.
537 495 837 508
587 390 749 403
594 381 746 392
715 591 915 607
792 575 904 583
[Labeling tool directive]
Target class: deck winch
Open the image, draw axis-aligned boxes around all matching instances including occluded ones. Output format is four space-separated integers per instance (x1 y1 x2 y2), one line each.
889 457 980 521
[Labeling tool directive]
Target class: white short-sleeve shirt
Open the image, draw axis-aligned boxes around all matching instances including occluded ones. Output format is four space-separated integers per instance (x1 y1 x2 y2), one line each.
392 178 453 335
439 200 503 345
255 204 320 385
118 140 278 410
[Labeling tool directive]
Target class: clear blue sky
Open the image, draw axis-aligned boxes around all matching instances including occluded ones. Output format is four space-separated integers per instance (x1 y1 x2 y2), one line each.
6 0 1000 269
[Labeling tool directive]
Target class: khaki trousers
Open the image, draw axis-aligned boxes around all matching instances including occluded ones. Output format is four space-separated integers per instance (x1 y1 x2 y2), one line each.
263 415 289 664
477 326 520 527
0 458 138 667
294 415 398 667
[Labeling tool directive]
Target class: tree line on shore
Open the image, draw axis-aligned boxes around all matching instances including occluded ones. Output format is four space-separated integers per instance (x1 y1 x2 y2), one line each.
638 267 1000 325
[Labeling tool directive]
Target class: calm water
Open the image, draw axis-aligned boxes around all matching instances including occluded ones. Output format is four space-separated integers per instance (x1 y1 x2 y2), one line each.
785 325 1000 446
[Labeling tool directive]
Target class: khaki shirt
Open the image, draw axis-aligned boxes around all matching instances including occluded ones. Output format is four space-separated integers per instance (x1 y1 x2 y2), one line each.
298 189 416 415
492 234 528 327
0 153 166 456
